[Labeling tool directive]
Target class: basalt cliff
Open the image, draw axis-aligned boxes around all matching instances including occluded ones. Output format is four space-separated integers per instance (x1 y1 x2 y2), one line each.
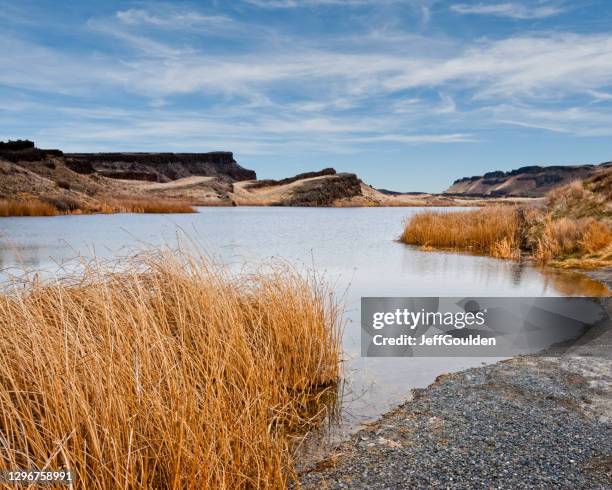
446 161 612 197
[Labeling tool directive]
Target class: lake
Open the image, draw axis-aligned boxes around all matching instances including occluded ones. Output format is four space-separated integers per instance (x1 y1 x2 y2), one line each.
0 207 607 445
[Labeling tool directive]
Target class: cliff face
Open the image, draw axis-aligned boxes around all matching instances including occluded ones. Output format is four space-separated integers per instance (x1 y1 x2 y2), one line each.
0 142 258 207
65 152 256 182
446 162 611 197
282 173 362 206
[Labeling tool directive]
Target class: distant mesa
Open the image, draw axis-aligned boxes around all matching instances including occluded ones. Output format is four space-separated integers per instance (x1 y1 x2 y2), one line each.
64 151 256 183
446 161 612 198
0 139 35 151
0 139 63 161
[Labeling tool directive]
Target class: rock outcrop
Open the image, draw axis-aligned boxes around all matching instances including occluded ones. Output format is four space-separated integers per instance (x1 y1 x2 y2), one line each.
0 142 256 207
232 169 363 206
246 168 337 189
281 172 362 206
446 162 612 197
65 152 256 182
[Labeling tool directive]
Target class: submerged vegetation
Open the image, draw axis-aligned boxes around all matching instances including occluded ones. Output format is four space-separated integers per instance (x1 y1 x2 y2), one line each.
0 198 195 217
0 250 341 488
401 168 612 269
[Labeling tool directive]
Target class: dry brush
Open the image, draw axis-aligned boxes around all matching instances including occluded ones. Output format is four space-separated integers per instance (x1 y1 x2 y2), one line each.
0 250 342 488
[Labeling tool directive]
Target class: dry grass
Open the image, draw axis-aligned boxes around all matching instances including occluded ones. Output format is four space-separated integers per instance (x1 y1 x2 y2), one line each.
0 198 195 217
547 167 612 220
0 250 341 488
102 199 196 214
533 218 612 267
0 199 58 217
400 206 522 259
402 206 612 268
402 170 611 269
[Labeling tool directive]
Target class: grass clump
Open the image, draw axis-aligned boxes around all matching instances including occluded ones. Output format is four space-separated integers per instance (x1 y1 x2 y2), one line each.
547 168 611 220
0 199 58 217
0 250 341 488
532 217 612 268
400 206 522 259
0 198 195 217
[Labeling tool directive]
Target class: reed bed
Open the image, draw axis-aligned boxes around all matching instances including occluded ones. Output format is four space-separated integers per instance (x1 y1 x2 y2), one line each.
0 250 341 488
401 204 611 267
0 198 195 217
0 199 58 217
400 206 522 259
532 217 612 266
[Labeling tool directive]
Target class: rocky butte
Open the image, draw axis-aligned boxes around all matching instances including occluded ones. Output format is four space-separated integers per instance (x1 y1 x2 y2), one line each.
445 161 612 197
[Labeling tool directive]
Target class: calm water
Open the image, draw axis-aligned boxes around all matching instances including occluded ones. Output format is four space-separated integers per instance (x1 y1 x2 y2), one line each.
0 207 607 441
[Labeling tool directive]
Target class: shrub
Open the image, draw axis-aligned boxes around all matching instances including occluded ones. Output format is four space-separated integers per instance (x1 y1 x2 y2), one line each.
580 220 612 253
400 206 522 258
0 250 341 488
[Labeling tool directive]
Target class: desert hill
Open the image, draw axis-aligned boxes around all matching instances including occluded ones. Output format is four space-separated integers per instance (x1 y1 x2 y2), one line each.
446 161 612 197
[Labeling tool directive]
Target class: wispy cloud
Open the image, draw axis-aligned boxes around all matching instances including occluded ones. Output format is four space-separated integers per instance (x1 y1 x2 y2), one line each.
486 104 612 136
587 90 612 102
244 0 403 7
348 133 477 143
5 15 612 106
115 8 233 29
450 2 565 19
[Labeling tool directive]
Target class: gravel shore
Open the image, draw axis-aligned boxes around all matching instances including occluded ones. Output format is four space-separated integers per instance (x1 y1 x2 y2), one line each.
301 297 612 489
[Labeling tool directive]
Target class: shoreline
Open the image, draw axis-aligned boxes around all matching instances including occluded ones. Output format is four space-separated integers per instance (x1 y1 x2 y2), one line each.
300 290 612 488
0 197 530 218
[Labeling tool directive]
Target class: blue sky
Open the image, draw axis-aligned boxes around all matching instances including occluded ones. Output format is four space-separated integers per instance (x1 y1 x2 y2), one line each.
1 0 612 191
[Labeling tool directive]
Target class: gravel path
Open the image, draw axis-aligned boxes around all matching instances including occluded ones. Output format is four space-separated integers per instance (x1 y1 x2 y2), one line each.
301 298 612 489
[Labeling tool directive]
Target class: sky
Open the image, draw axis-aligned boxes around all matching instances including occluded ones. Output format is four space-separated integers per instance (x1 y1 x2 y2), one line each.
1 1 612 192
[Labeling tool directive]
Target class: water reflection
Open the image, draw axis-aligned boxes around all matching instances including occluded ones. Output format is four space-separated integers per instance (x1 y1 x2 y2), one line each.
539 267 610 296
510 260 527 286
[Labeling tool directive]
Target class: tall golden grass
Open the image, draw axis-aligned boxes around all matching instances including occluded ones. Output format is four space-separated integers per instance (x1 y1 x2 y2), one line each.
401 205 611 267
533 217 612 264
0 250 341 488
0 199 58 217
547 168 612 220
0 198 195 217
400 206 522 259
